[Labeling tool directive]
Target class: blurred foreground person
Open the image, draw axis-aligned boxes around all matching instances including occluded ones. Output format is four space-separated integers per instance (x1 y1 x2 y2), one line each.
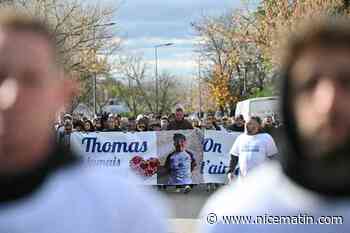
200 18 350 233
0 11 167 233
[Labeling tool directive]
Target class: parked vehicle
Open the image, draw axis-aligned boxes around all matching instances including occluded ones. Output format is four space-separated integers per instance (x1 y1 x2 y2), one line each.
102 98 130 114
235 96 279 120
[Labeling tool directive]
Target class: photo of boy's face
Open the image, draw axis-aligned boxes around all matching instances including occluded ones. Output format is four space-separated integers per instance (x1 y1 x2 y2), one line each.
174 138 187 152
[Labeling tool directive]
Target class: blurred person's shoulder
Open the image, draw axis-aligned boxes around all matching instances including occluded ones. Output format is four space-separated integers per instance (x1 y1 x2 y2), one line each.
200 161 345 219
199 162 350 232
0 162 168 233
233 132 248 143
257 132 275 141
51 164 170 214
200 162 283 218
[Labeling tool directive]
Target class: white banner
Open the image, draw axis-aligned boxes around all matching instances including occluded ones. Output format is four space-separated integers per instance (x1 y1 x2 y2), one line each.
70 131 158 185
202 131 241 183
70 130 242 184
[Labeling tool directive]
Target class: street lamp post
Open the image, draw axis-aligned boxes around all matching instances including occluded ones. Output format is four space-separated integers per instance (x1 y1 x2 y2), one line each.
93 26 97 116
92 22 116 116
154 43 174 114
243 66 247 96
93 72 97 116
198 56 202 119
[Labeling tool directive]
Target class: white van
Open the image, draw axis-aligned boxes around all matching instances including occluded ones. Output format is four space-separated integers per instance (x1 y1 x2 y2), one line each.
235 96 280 121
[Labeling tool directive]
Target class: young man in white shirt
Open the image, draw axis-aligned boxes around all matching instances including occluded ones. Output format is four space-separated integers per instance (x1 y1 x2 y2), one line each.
227 116 278 181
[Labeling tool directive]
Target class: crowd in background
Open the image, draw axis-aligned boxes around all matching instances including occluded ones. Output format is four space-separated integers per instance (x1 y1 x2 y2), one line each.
54 106 283 193
56 107 282 131
55 106 282 152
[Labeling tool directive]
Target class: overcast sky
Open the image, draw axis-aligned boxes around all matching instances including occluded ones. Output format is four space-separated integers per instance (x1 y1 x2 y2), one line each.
98 0 243 78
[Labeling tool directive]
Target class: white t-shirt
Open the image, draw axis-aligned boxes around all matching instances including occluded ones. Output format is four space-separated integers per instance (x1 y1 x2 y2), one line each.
0 165 168 233
199 162 350 233
229 133 278 176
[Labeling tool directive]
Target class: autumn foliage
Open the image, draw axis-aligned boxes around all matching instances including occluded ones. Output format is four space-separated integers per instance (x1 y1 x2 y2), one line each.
209 65 237 110
193 0 350 111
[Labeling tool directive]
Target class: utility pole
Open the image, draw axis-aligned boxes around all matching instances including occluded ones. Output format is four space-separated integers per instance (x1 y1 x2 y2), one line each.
155 46 158 114
91 22 116 116
243 66 247 97
154 43 174 114
198 56 202 119
93 26 97 116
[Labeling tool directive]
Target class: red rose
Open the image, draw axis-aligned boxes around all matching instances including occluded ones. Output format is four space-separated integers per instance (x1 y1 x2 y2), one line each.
130 156 159 177
131 156 143 165
139 161 148 170
149 161 157 169
145 168 154 177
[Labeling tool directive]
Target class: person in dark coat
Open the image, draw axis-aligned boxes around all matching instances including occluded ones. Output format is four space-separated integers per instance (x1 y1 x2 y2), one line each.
167 107 193 130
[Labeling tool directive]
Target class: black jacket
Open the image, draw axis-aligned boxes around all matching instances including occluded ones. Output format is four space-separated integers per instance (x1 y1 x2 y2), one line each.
227 124 244 132
167 119 193 130
0 145 78 203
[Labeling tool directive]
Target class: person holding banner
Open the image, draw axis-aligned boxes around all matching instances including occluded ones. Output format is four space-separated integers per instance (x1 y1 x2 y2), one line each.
103 114 122 132
127 116 138 132
227 116 278 181
160 117 169 130
227 114 245 132
136 117 149 131
93 117 103 131
0 10 168 233
167 106 193 130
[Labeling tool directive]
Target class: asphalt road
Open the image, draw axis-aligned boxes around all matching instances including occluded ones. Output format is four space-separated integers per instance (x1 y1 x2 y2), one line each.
154 184 224 233
158 184 219 218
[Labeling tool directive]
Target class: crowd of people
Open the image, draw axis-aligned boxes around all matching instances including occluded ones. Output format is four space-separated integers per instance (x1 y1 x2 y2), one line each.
3 6 350 233
55 105 283 193
55 106 282 145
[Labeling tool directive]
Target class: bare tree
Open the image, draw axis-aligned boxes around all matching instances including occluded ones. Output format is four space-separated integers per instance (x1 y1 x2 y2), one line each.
117 55 155 113
0 0 121 111
115 54 183 115
11 0 120 73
